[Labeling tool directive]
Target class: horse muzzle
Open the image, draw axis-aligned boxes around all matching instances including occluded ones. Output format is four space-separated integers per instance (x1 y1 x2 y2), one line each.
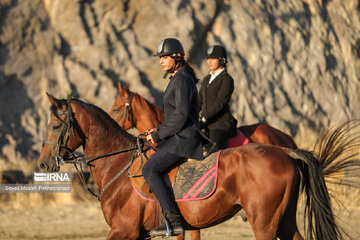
38 159 60 172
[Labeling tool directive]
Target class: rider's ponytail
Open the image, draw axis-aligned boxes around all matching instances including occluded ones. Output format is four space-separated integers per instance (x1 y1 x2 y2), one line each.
184 62 199 84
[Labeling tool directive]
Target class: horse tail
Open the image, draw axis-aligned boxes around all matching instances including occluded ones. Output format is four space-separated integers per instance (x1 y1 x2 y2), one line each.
289 120 360 240
289 149 341 240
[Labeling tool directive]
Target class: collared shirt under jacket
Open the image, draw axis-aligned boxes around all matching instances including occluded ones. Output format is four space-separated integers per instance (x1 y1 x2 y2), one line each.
199 69 236 131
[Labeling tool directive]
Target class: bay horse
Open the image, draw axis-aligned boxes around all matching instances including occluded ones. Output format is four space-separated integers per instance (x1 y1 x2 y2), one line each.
108 83 298 240
38 94 360 240
109 82 297 149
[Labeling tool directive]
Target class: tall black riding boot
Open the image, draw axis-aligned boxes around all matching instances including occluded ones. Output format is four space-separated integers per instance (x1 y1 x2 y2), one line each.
149 212 184 237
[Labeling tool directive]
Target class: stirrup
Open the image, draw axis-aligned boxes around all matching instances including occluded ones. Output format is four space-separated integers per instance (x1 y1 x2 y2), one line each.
149 213 184 237
163 217 172 237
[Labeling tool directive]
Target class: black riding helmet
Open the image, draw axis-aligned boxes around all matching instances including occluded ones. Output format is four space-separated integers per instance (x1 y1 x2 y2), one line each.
154 38 185 78
153 38 185 57
206 45 227 67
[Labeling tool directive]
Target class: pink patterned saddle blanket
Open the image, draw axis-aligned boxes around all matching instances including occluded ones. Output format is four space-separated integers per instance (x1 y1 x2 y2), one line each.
227 130 250 148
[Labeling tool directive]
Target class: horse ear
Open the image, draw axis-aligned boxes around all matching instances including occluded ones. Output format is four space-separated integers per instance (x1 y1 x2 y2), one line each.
46 92 62 108
118 81 122 91
118 82 129 98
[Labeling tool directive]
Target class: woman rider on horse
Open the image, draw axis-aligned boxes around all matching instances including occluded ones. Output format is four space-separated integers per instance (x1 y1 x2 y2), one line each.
143 38 204 237
199 45 237 152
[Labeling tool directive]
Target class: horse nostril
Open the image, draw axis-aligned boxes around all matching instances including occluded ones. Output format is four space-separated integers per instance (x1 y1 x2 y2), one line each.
39 162 48 170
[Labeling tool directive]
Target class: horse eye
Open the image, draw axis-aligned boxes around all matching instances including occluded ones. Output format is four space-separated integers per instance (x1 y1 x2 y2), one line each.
53 125 61 130
112 108 120 113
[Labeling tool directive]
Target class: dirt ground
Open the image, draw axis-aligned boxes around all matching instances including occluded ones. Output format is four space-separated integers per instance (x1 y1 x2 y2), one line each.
0 187 359 240
0 202 255 240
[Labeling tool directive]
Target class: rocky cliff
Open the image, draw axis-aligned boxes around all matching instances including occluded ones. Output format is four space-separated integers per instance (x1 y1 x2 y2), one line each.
0 0 359 169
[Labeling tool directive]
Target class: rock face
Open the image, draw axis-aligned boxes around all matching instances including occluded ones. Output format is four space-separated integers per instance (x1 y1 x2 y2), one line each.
0 0 359 168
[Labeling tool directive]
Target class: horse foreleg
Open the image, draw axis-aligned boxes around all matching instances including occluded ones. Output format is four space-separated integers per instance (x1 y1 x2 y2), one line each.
106 228 126 240
176 229 201 240
106 224 142 240
177 232 185 240
190 230 200 240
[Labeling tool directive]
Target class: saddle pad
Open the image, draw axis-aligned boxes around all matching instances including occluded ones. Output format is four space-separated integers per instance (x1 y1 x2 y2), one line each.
227 130 250 148
172 151 219 201
131 151 221 202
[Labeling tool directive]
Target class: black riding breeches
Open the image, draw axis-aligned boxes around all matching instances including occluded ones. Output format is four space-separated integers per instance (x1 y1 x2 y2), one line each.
142 150 183 213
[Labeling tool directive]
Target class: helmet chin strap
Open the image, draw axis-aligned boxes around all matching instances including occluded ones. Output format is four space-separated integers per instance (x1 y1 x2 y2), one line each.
162 72 170 79
163 57 184 79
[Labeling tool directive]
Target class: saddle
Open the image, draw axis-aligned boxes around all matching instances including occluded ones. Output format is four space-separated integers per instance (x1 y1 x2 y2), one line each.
129 149 220 201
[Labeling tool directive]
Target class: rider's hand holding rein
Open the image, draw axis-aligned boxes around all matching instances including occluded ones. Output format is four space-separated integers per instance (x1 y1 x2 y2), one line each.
146 128 158 144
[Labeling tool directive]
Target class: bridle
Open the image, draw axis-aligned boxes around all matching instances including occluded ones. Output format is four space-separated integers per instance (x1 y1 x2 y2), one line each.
42 98 150 201
120 92 135 129
42 100 85 167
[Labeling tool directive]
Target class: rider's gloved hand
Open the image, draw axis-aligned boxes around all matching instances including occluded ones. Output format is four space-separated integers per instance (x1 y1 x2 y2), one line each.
145 128 157 135
145 128 159 144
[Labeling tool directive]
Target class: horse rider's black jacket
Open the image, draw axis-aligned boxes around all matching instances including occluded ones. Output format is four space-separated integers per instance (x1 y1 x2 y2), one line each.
151 66 204 160
199 69 237 134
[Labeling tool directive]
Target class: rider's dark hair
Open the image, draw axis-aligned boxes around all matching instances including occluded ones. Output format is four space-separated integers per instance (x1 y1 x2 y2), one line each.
183 62 199 84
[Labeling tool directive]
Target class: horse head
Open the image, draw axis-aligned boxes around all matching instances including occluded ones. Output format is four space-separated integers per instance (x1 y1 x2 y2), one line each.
109 82 164 133
108 82 135 130
38 93 85 172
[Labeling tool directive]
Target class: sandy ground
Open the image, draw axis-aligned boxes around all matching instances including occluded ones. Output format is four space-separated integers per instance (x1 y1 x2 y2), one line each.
0 203 108 240
0 202 254 240
0 195 359 240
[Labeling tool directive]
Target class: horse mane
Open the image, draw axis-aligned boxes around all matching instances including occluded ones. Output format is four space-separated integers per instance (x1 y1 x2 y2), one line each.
52 98 137 145
134 93 163 122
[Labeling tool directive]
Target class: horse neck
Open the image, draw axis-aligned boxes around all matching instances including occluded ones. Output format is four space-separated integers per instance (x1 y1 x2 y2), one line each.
132 94 164 133
72 102 136 190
